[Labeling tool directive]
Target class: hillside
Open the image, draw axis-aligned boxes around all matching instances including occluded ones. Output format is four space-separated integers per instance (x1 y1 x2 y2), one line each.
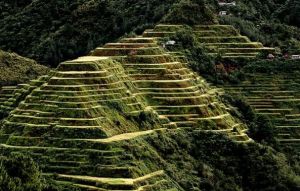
0 33 299 190
0 0 178 67
146 22 300 156
0 50 49 86
0 0 300 190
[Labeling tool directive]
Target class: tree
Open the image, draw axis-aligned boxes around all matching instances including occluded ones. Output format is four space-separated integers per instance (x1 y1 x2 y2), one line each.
274 0 300 28
0 152 45 191
249 115 275 144
162 0 218 25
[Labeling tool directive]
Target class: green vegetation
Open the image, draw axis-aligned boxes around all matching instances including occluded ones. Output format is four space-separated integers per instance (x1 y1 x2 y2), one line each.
162 0 218 25
0 152 45 191
0 50 49 86
91 33 248 139
0 0 300 190
158 26 260 84
243 59 300 73
221 59 300 161
0 129 299 191
161 26 217 78
222 94 276 145
217 0 300 54
0 152 81 191
274 0 300 28
143 130 300 190
138 17 300 186
0 0 178 67
0 30 260 190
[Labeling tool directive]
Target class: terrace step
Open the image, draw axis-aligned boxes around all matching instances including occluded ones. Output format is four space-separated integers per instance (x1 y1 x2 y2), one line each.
205 42 263 48
198 36 250 43
190 114 230 121
50 170 166 190
173 121 197 127
153 24 184 31
120 38 157 43
0 144 125 155
143 31 175 38
104 43 157 48
66 129 164 143
93 47 163 57
285 114 300 119
216 47 273 54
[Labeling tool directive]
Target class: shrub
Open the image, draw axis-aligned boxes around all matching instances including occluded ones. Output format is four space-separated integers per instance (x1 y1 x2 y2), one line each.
197 120 218 130
249 115 275 144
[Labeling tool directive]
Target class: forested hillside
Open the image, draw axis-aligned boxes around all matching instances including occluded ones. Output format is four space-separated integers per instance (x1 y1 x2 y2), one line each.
0 0 178 67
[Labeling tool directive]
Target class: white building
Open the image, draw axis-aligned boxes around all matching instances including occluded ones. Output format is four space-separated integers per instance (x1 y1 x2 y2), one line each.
166 40 176 45
219 1 236 6
219 11 227 16
291 55 300 60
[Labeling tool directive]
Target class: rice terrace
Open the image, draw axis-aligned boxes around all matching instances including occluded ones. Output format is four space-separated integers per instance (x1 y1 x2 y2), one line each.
0 0 299 191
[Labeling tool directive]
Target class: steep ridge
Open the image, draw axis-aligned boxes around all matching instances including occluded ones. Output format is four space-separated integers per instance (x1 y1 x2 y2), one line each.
91 35 250 142
0 56 182 190
144 24 275 59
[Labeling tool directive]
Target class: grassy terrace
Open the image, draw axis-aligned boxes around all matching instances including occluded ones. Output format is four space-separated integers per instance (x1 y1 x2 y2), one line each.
143 24 275 59
223 73 300 152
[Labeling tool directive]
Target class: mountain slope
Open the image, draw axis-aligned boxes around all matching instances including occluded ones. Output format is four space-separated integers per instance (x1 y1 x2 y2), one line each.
0 1 299 190
0 50 49 86
0 32 298 190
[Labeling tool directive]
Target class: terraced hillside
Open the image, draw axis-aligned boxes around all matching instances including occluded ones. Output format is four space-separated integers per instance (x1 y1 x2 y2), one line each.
0 56 183 190
0 26 259 190
91 36 250 141
223 73 300 153
143 24 275 59
0 76 49 120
